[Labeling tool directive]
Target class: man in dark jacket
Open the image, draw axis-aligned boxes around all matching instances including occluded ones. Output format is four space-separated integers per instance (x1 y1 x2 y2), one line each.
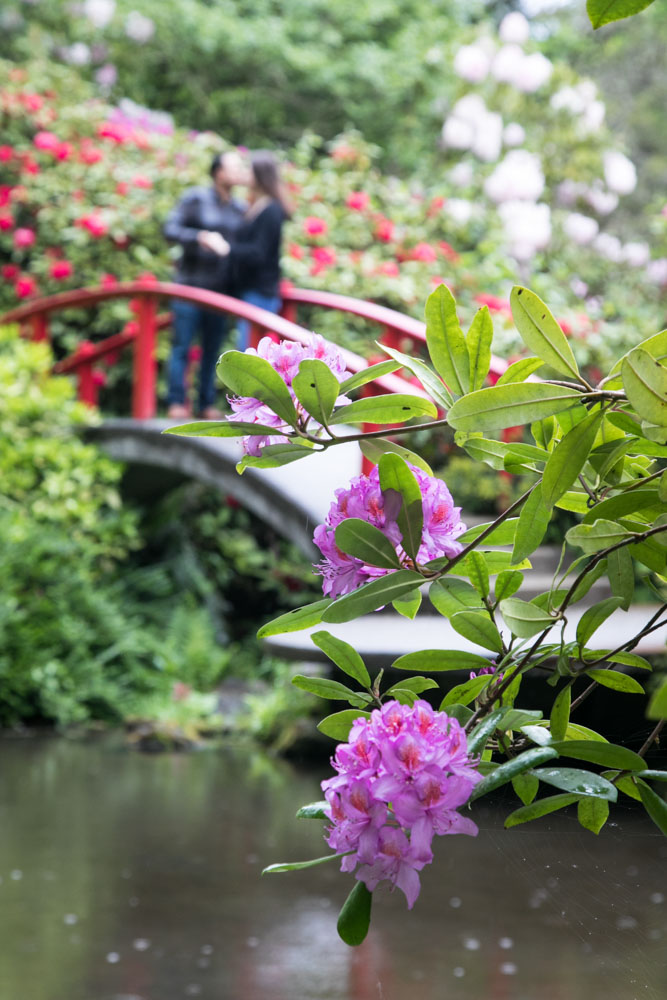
164 151 245 419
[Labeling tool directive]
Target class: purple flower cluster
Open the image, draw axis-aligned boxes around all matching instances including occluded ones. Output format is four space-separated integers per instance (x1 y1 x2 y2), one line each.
228 335 349 455
322 701 481 908
313 465 466 598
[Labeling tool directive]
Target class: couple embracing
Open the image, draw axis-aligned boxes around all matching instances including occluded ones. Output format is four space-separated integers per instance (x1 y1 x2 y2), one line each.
164 150 290 420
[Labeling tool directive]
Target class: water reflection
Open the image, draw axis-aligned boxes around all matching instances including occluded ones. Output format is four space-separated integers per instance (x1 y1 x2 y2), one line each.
0 734 665 1000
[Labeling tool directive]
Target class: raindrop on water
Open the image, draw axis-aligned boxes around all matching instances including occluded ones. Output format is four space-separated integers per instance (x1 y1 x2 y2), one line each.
499 937 513 950
616 915 638 931
452 967 465 978
246 937 259 948
10 870 23 880
63 914 78 926
185 986 202 997
133 938 150 951
463 937 480 951
200 944 213 955
106 952 121 964
650 892 664 904
449 896 462 909
500 962 518 975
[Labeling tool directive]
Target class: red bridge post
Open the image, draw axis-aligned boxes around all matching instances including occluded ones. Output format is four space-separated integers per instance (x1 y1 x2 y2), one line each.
132 295 158 419
75 340 98 407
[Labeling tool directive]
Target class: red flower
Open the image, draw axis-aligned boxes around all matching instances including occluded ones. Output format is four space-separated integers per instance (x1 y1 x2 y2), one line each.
0 213 14 231
21 156 40 175
15 274 38 298
21 93 44 113
13 227 36 249
0 146 14 162
409 242 438 263
438 241 460 263
49 260 74 280
303 216 327 237
288 242 304 259
346 191 370 212
54 142 73 161
79 144 103 165
427 196 446 217
115 181 129 196
33 130 59 152
310 245 336 275
0 186 12 208
376 261 400 277
77 213 108 238
99 273 117 288
97 122 129 144
1 264 19 280
132 174 153 189
475 293 511 315
374 216 395 243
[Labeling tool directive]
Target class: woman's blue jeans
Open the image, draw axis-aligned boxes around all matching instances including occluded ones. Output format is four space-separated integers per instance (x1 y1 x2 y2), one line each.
237 291 282 351
167 299 228 412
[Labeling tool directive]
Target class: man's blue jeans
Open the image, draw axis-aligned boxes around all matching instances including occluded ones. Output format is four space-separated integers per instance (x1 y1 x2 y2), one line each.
167 299 227 412
237 291 282 351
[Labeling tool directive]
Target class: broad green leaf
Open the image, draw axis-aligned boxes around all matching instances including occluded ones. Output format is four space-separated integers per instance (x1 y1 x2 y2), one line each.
587 0 656 30
447 383 581 433
360 437 433 475
532 414 556 450
292 359 340 425
512 772 539 805
296 801 328 819
217 350 297 425
499 598 555 639
606 651 652 670
471 746 559 800
424 283 470 394
450 610 504 652
660 469 667 503
392 649 492 672
310 630 371 687
531 767 617 801
607 328 667 379
512 487 551 563
379 342 453 410
328 393 437 425
647 676 667 720
165 419 286 438
322 570 424 623
385 677 438 697
602 770 641 801
556 491 591 514
263 854 343 874
446 704 474 725
466 306 493 392
521 724 554 746
622 348 667 427
566 519 632 554
334 519 401 570
378 454 423 562
577 796 610 834
317 710 372 741
237 442 314 472
638 770 667 782
642 420 667 444
637 780 667 837
563 723 608 743
504 794 579 828
429 578 482 618
257 599 331 638
510 287 580 381
458 519 519 546
504 442 551 473
542 410 603 509
460 550 530 576
291 674 370 707
467 708 506 756
607 545 635 610
337 881 372 947
463 437 510 471
440 674 492 708
339 360 402 395
495 570 524 602
582 488 660 524
501 708 544 731
496 356 544 386
550 685 571 743
585 669 644 694
392 588 422 619
467 551 490 599
576 597 624 648
552 740 645 770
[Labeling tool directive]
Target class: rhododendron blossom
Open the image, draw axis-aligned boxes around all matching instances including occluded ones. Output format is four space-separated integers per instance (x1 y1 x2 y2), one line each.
314 465 466 598
322 702 481 908
346 191 370 212
13 227 36 249
303 216 328 237
49 260 74 280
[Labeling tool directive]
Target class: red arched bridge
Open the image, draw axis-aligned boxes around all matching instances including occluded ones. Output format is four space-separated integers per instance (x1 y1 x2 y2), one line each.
1 279 506 556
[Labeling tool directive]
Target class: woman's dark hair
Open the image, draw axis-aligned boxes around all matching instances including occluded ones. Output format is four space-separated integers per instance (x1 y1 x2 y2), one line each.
251 151 292 218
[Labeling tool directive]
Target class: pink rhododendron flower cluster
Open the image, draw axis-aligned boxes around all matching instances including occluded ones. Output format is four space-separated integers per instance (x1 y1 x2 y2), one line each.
322 701 481 908
228 334 349 455
313 465 466 598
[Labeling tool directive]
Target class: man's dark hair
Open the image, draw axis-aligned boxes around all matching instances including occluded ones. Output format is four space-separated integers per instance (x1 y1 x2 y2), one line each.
210 152 225 178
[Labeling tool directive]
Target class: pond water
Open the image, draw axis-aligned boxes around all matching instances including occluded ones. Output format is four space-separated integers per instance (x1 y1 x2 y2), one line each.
1 733 665 1000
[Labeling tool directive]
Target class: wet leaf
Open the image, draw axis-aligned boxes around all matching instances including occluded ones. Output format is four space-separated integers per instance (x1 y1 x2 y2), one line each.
512 772 539 805
392 588 422 619
552 740 645 770
471 747 559 800
585 669 644 694
587 0 656 31
296 801 328 819
577 796 610 834
440 674 492 709
467 708 506 756
550 685 571 743
530 767 618 801
291 674 371 708
637 780 667 837
576 597 624 649
337 881 373 946
504 793 579 828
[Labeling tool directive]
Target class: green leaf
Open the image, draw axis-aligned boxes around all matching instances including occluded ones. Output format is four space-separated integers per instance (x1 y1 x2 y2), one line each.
359 438 433 475
510 287 580 382
450 610 504 652
587 0 656 30
501 708 544 731
310 630 371 687
379 342 453 410
582 488 660 524
531 767 618 801
647 676 667 720
424 283 470 394
257 599 331 638
471 746 559 800
622 348 667 427
392 649 492 672
495 570 524 602
458 519 519 546
292 359 341 425
462 437 511 471
602 770 641 801
504 794 579 828
339 360 402 395
291 674 371 707
447 383 581 433
236 442 314 472
585 669 644 694
385 676 438 697
542 410 603 509
317 710 372 741
164 419 287 438
429 578 483 618
566 519 633 554
328 394 437 425
607 545 635 610
512 488 551 563
512 772 539 806
263 853 344 874
496 356 545 386
334 518 401 570
295 801 328 819
576 597 624 649
606 651 652 670
446 704 474 726
466 306 493 392
337 881 372 947
552 740 645 770
467 551 490 600
322 570 424 623
499 598 555 639
550 685 571 743
378 454 423 562
440 674 492 708
217 350 297 425
467 708 506 756
638 770 667 782
577 796 610 835
637 780 667 837
392 588 422 619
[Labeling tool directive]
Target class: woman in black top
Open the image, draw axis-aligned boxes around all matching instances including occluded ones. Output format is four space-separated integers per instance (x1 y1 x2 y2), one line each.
222 151 291 350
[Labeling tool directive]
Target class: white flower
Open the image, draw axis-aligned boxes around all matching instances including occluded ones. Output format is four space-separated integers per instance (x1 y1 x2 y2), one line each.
485 150 544 203
64 42 91 66
471 111 503 162
570 278 589 298
515 52 553 93
125 11 155 43
449 162 474 187
551 86 585 115
603 151 637 195
442 116 474 150
503 123 526 147
452 94 489 125
444 199 474 226
646 258 667 285
593 232 623 262
444 97 503 162
582 100 605 134
498 201 551 261
585 185 618 215
95 63 117 89
499 12 530 45
557 180 587 207
454 44 491 83
83 0 115 29
563 213 599 245
622 242 650 267
492 44 524 84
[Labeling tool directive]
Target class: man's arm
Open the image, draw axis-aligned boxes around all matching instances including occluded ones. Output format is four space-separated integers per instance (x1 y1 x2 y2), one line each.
163 190 203 248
